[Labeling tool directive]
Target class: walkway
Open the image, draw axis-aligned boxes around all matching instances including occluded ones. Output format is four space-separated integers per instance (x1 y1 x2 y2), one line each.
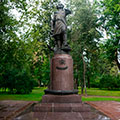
86 101 120 120
0 100 34 120
0 100 120 120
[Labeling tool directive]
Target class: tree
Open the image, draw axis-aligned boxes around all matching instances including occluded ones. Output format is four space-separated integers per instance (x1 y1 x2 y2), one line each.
24 0 58 86
0 1 37 93
67 0 101 94
86 0 120 89
99 0 120 70
13 0 59 87
0 0 17 91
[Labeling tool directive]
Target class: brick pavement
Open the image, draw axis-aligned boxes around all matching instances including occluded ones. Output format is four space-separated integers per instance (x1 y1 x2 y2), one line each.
86 101 120 120
15 102 110 120
0 100 35 120
1 100 119 120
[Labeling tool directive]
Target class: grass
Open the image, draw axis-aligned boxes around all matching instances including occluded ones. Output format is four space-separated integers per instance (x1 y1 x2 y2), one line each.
0 87 46 101
82 97 120 102
0 87 120 102
79 88 120 97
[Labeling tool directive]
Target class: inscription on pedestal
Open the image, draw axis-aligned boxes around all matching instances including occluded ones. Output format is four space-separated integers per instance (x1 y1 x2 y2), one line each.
56 59 68 70
59 59 66 65
56 66 68 70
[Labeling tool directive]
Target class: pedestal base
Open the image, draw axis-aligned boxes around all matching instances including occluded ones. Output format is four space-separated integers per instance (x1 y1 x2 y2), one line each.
33 103 90 112
44 89 78 95
42 94 82 103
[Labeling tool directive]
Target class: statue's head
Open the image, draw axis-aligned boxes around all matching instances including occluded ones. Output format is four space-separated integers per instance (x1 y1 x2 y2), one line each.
56 4 64 10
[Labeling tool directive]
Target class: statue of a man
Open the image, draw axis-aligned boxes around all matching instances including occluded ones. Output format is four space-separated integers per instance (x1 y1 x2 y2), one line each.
51 4 71 51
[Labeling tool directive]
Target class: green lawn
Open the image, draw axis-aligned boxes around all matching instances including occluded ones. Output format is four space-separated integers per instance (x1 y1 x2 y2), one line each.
82 97 120 102
0 87 46 101
80 88 120 102
0 87 120 102
79 88 120 97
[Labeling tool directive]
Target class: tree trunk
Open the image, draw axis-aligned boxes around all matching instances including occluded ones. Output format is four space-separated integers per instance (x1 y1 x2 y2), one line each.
76 68 79 89
115 49 120 70
81 82 84 94
76 78 79 89
88 76 90 88
74 78 79 89
82 55 87 95
39 80 41 87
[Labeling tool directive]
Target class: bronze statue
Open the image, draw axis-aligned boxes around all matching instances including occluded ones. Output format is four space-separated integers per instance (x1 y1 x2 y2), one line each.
51 4 71 52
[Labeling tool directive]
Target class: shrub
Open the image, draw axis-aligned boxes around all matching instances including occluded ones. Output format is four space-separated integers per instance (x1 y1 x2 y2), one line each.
1 67 36 94
89 78 100 88
99 74 120 90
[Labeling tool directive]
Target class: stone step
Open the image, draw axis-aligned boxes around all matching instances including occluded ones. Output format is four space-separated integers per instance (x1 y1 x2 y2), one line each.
33 103 91 112
32 112 98 120
42 94 82 103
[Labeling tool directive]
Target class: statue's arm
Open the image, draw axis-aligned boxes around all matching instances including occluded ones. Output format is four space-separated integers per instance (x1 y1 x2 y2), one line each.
51 12 56 31
65 9 71 16
51 20 54 32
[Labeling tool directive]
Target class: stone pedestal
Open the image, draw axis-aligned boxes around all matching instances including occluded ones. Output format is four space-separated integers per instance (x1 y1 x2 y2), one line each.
42 53 80 114
51 54 74 91
45 54 78 95
42 95 82 103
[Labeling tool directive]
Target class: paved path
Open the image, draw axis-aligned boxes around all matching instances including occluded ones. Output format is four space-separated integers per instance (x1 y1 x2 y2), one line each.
16 111 109 120
0 100 35 120
16 102 110 120
1 100 120 120
86 101 120 120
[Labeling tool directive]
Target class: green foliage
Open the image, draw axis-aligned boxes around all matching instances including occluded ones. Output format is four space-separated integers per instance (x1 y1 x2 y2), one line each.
99 0 120 69
0 1 38 94
40 56 50 86
1 0 120 95
67 0 101 91
99 74 120 90
0 0 59 93
89 77 100 88
1 67 36 94
86 0 120 90
33 54 50 87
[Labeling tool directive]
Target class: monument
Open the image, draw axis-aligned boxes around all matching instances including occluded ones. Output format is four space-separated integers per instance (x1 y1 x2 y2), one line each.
32 4 111 120
13 4 112 120
43 3 81 103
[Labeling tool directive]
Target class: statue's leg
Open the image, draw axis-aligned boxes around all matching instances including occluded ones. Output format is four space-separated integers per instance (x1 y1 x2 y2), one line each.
54 40 57 51
53 36 57 51
63 32 67 46
58 39 61 49
55 35 61 49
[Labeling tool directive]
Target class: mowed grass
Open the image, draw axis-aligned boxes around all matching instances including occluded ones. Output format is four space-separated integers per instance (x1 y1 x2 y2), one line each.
82 97 120 102
79 88 120 102
0 87 120 101
79 88 120 97
0 87 46 101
